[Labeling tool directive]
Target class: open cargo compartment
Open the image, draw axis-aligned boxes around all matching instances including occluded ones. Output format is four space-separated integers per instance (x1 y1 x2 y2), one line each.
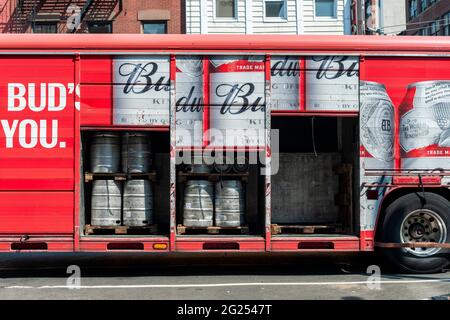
271 116 359 236
175 150 266 237
80 129 170 237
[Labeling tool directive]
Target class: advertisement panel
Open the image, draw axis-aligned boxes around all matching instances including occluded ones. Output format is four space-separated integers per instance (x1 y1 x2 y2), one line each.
175 56 204 147
400 81 450 169
113 56 170 126
306 56 359 112
209 56 265 147
270 56 301 111
0 57 76 190
360 57 450 231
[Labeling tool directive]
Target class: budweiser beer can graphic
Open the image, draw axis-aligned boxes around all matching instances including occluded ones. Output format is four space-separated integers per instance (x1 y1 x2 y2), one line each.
176 56 203 147
360 81 394 170
359 82 394 234
209 56 265 146
270 56 300 111
306 56 359 111
400 81 450 169
113 56 170 126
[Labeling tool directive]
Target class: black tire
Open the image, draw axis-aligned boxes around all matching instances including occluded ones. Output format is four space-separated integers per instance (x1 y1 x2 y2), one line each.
380 192 450 274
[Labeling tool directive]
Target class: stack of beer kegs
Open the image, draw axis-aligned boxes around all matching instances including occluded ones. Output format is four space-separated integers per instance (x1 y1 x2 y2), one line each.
89 132 154 227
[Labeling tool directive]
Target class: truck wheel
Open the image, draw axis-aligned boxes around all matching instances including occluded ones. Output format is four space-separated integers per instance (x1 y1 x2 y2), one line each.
380 192 450 273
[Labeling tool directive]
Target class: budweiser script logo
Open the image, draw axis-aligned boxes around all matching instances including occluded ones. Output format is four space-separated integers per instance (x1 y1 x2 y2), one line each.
215 83 264 115
271 57 300 77
176 86 203 113
119 62 170 94
312 56 358 80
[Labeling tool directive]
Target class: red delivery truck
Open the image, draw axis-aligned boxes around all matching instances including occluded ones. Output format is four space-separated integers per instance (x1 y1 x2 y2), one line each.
0 34 449 273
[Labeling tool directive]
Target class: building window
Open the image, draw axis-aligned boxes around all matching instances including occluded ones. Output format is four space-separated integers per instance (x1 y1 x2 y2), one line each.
142 21 167 34
420 25 429 36
409 0 418 18
315 0 336 18
265 0 287 19
215 0 237 18
33 22 57 33
443 12 450 36
420 0 428 12
430 21 439 35
88 21 112 33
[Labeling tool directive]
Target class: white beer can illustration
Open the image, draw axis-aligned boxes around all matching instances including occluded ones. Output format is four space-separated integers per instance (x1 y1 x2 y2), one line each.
209 56 265 147
306 56 359 112
400 81 450 170
176 56 204 147
113 56 170 126
360 81 395 171
270 56 300 111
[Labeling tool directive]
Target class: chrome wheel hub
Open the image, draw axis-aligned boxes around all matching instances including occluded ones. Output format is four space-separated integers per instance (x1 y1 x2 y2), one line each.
400 209 447 257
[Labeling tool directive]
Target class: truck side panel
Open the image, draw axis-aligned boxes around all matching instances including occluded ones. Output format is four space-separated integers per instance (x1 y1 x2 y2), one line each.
0 192 74 234
79 56 112 126
360 57 450 235
0 56 75 234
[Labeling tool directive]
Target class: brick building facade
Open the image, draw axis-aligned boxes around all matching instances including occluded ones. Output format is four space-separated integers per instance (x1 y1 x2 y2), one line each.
405 0 450 35
0 0 184 33
111 0 184 33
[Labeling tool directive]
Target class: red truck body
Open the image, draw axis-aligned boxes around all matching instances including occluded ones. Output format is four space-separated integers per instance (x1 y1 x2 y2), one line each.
0 35 449 260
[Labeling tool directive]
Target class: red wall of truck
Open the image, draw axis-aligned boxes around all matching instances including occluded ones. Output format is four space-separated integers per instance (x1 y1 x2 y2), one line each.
0 35 448 253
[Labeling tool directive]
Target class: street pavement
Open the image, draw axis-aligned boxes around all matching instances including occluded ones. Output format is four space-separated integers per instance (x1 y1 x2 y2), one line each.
0 252 448 300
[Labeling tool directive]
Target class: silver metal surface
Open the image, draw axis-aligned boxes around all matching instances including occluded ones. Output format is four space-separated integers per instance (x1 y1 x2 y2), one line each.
122 132 152 173
213 163 233 173
188 154 213 173
232 156 250 173
90 132 120 173
215 180 246 227
400 209 447 257
183 180 214 227
91 180 122 227
123 179 154 226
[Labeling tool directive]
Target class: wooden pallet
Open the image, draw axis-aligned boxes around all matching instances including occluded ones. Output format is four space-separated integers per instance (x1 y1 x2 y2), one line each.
333 163 353 234
84 172 157 182
177 224 249 235
85 224 158 235
271 224 338 235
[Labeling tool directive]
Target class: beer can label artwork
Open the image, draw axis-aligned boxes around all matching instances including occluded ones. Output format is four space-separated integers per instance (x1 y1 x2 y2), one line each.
306 56 359 111
360 81 394 170
270 56 300 111
176 56 204 147
209 56 265 147
400 81 450 169
113 56 170 126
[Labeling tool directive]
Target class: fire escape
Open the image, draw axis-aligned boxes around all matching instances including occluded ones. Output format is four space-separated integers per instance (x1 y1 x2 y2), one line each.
0 0 121 33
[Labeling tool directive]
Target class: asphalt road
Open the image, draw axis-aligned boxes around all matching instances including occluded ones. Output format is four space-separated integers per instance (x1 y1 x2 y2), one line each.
0 252 448 300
